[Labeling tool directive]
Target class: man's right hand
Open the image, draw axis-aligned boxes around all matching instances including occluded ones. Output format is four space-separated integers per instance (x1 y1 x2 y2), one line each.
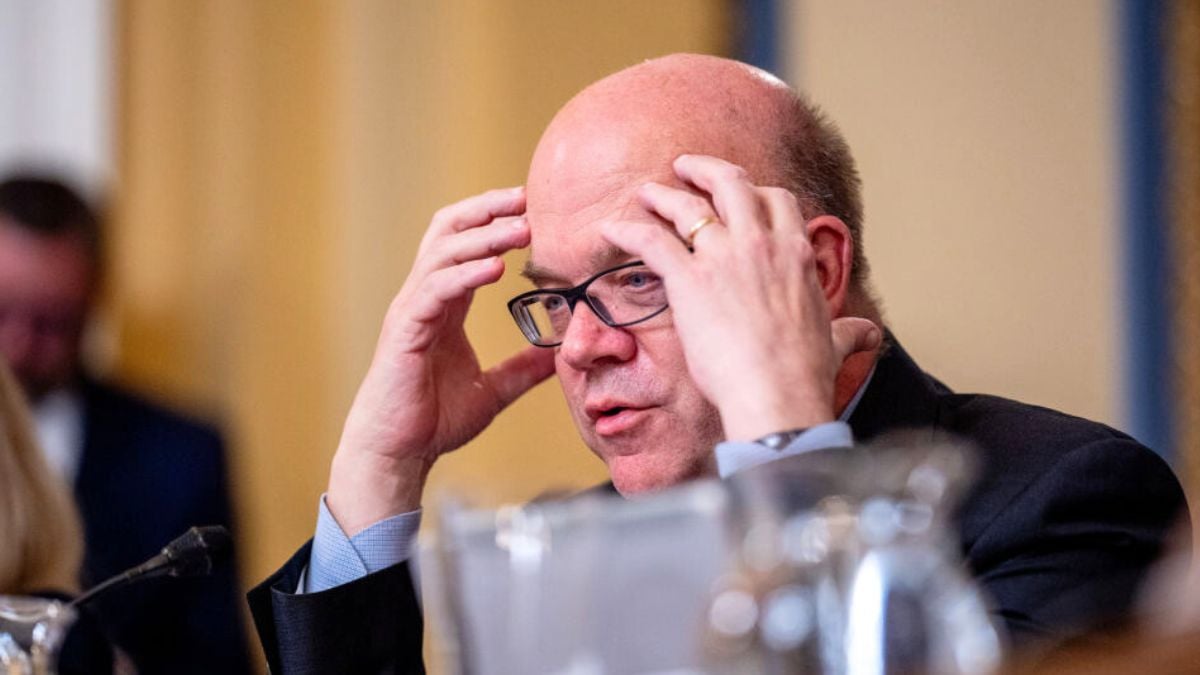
327 187 557 536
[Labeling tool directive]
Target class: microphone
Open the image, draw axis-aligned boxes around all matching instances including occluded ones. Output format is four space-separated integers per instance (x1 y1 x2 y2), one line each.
71 525 232 609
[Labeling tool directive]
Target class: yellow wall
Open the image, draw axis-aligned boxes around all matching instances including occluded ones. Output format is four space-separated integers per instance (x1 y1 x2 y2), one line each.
786 0 1121 428
113 2 729 664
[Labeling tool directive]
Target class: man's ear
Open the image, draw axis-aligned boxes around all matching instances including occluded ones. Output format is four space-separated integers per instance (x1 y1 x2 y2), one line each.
805 215 853 317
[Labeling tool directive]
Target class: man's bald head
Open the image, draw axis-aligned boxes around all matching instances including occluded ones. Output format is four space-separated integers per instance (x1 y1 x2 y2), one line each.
526 53 869 290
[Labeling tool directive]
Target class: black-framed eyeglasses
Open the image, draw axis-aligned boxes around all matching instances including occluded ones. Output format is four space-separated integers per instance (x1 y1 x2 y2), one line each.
507 260 669 347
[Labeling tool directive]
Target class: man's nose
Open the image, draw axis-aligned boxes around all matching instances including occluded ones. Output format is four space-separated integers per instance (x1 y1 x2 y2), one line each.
557 302 636 370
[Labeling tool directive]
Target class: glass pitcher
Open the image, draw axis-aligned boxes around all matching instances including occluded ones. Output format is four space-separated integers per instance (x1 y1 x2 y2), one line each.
427 484 733 674
0 596 76 675
704 433 1005 675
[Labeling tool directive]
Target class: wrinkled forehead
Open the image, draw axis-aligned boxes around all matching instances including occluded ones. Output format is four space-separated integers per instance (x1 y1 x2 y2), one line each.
522 106 783 282
522 84 794 284
523 127 684 283
523 190 665 286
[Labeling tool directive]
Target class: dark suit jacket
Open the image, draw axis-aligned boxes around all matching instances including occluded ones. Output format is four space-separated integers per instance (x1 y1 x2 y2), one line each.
248 339 1187 673
846 340 1187 645
74 379 252 675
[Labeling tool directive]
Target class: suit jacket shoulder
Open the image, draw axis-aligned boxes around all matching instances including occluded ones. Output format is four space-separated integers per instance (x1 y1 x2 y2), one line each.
81 379 224 464
850 338 1188 644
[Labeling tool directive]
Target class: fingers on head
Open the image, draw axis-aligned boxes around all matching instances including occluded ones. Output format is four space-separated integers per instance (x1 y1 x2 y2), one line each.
760 186 803 227
421 216 529 271
600 220 690 277
637 183 723 246
672 155 765 232
426 186 526 240
672 154 749 193
408 256 504 322
758 186 815 263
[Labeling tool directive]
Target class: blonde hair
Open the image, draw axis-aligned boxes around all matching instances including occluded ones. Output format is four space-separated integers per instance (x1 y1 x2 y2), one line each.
0 362 83 594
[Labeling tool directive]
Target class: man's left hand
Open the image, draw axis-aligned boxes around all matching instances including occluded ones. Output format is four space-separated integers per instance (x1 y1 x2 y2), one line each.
600 154 880 441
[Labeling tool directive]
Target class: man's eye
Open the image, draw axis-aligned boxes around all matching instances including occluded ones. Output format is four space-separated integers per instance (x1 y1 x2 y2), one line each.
621 270 661 290
540 296 567 311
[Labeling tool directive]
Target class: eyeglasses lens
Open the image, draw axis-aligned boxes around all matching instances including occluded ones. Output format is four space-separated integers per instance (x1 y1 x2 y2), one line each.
510 264 668 346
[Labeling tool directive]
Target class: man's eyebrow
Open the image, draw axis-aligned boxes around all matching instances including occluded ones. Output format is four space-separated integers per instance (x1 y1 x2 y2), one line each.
520 260 567 287
520 245 633 287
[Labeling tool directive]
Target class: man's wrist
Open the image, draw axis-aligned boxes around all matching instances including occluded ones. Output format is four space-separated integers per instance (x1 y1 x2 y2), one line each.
712 367 836 441
715 421 853 478
718 396 834 442
327 450 433 537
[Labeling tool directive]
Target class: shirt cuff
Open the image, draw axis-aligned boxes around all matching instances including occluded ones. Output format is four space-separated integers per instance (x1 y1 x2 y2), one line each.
304 494 422 593
714 421 853 479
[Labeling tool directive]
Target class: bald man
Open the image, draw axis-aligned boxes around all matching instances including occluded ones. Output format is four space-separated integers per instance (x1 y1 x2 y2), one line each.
248 55 1185 673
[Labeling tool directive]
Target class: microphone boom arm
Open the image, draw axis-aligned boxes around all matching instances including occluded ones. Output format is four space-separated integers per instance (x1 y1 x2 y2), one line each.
70 525 231 609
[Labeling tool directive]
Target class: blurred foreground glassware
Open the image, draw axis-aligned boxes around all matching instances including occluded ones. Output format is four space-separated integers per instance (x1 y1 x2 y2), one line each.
704 434 1005 675
426 484 732 675
0 596 76 675
425 434 1004 674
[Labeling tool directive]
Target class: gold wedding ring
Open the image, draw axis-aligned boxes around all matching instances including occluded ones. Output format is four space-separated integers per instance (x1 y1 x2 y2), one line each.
686 216 718 246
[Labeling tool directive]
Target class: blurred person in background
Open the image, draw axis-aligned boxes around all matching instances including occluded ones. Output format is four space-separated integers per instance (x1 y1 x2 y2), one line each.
0 360 116 674
0 358 83 597
0 176 251 674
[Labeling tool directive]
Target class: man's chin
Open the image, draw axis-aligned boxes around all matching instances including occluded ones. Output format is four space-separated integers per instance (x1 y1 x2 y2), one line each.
606 454 714 497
